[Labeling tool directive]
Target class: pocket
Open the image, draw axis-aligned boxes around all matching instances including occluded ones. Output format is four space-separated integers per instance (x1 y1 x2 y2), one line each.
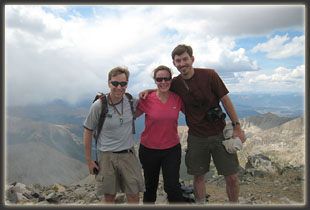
95 174 104 182
95 175 105 196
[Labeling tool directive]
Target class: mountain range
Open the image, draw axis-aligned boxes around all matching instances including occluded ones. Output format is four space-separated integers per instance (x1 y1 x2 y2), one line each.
4 93 305 186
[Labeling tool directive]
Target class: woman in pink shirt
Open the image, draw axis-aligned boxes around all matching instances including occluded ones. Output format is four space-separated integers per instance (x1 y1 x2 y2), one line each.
136 65 185 204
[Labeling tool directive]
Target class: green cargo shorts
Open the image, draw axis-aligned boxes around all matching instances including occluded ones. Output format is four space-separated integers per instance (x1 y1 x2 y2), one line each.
95 148 145 195
185 133 239 176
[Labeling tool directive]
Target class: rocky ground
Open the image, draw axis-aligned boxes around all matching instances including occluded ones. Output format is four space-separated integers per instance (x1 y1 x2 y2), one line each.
204 166 305 205
5 154 305 206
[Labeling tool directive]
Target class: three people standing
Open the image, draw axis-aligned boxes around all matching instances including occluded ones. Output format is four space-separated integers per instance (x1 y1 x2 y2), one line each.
83 44 245 205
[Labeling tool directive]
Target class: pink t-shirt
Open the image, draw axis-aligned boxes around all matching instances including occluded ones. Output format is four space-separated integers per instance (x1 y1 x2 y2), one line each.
137 91 184 149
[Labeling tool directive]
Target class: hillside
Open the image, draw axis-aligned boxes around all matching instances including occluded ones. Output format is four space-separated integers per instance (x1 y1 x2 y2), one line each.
6 142 89 186
6 116 89 186
238 116 305 168
6 116 85 162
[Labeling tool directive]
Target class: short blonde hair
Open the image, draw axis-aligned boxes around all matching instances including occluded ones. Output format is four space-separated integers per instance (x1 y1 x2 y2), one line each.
108 66 130 81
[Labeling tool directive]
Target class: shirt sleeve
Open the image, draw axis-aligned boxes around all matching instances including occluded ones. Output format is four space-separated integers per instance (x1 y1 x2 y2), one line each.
211 70 229 99
83 100 102 131
137 95 148 113
180 99 185 114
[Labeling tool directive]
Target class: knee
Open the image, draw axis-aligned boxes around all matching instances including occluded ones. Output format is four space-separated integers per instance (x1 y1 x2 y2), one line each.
225 173 239 185
194 174 206 183
163 181 179 192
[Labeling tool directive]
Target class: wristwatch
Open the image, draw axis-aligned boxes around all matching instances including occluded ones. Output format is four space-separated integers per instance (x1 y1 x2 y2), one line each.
232 122 240 127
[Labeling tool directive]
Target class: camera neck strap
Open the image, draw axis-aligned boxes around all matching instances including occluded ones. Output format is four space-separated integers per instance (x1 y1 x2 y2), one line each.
181 78 206 108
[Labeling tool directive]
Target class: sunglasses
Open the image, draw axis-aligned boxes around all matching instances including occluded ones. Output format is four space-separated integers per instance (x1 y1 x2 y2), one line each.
110 80 128 87
155 77 171 82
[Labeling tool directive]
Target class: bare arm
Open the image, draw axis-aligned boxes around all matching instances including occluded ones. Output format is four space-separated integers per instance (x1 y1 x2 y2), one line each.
83 129 99 174
220 94 245 143
139 89 157 99
135 108 144 118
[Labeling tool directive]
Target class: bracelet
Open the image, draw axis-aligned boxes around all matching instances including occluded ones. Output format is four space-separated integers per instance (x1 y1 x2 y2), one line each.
232 122 240 127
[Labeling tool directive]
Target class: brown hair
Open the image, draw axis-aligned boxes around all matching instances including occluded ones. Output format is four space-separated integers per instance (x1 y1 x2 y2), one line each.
171 44 193 60
153 65 172 80
108 66 130 81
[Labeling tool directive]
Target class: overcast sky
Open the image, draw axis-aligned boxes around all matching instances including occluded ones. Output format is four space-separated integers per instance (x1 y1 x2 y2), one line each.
5 5 305 106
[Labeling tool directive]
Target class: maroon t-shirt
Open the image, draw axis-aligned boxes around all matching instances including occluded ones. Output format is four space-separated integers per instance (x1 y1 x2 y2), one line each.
171 68 229 137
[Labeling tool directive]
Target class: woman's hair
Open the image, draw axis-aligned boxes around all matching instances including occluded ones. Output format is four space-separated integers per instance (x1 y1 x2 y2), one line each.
153 65 173 80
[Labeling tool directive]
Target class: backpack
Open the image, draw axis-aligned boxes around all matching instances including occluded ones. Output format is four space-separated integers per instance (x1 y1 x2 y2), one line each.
92 92 136 142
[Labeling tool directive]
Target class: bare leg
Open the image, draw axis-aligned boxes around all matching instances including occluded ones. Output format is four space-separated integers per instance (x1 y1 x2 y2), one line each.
224 173 239 202
104 193 116 204
126 194 140 204
193 174 206 201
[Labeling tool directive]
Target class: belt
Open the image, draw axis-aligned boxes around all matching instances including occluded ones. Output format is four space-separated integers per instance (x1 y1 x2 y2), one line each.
112 149 132 154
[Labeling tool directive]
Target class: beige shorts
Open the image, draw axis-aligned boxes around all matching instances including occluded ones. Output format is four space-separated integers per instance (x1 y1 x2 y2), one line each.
95 147 145 195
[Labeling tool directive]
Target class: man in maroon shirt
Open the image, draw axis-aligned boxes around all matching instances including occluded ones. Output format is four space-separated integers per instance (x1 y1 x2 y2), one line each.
170 44 245 204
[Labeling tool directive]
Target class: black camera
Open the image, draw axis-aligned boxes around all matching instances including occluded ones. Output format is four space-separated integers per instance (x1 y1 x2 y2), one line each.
93 161 99 175
205 107 226 123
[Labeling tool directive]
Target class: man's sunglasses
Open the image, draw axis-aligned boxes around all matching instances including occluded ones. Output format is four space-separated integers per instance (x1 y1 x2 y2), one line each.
110 80 128 87
155 77 171 82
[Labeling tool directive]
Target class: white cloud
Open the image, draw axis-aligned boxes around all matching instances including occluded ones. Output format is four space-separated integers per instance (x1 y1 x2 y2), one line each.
229 65 305 93
192 38 259 73
251 34 305 59
5 5 305 106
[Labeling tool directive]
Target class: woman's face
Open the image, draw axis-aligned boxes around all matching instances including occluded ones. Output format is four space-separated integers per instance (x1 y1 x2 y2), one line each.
154 70 172 93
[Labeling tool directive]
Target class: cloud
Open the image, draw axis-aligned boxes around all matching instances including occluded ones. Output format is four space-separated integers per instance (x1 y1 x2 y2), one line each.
192 38 259 74
229 65 305 93
251 34 305 59
156 5 304 38
5 5 305 106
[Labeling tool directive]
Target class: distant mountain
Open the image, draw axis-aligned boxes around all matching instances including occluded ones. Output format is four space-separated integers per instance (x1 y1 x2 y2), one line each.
240 112 293 131
6 116 89 186
238 116 304 168
6 141 89 186
230 93 304 118
6 105 89 126
6 116 85 162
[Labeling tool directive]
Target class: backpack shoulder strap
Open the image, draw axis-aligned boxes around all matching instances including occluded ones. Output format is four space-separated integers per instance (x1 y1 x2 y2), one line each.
93 93 108 141
125 93 136 134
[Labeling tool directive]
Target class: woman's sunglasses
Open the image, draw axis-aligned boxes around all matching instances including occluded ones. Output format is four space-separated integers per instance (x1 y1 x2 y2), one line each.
155 77 171 82
110 80 128 87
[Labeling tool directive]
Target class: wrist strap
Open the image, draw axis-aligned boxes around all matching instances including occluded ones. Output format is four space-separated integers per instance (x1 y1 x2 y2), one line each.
232 122 240 127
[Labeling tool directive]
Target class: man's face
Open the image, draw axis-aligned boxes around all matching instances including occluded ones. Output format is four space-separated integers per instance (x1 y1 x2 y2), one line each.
108 73 128 100
173 52 194 77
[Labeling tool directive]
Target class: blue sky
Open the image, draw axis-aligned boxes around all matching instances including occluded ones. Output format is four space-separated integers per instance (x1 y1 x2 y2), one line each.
5 5 305 106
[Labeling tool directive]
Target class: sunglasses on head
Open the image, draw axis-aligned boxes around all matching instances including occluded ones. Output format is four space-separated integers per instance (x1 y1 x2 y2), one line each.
155 77 171 82
110 80 128 87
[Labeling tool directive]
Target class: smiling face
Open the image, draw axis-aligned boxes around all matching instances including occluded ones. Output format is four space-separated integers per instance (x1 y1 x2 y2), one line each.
154 70 172 93
173 51 195 79
108 73 128 101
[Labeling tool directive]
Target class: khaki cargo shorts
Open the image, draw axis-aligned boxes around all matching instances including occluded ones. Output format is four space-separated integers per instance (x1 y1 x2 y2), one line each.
185 134 239 176
95 148 145 195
